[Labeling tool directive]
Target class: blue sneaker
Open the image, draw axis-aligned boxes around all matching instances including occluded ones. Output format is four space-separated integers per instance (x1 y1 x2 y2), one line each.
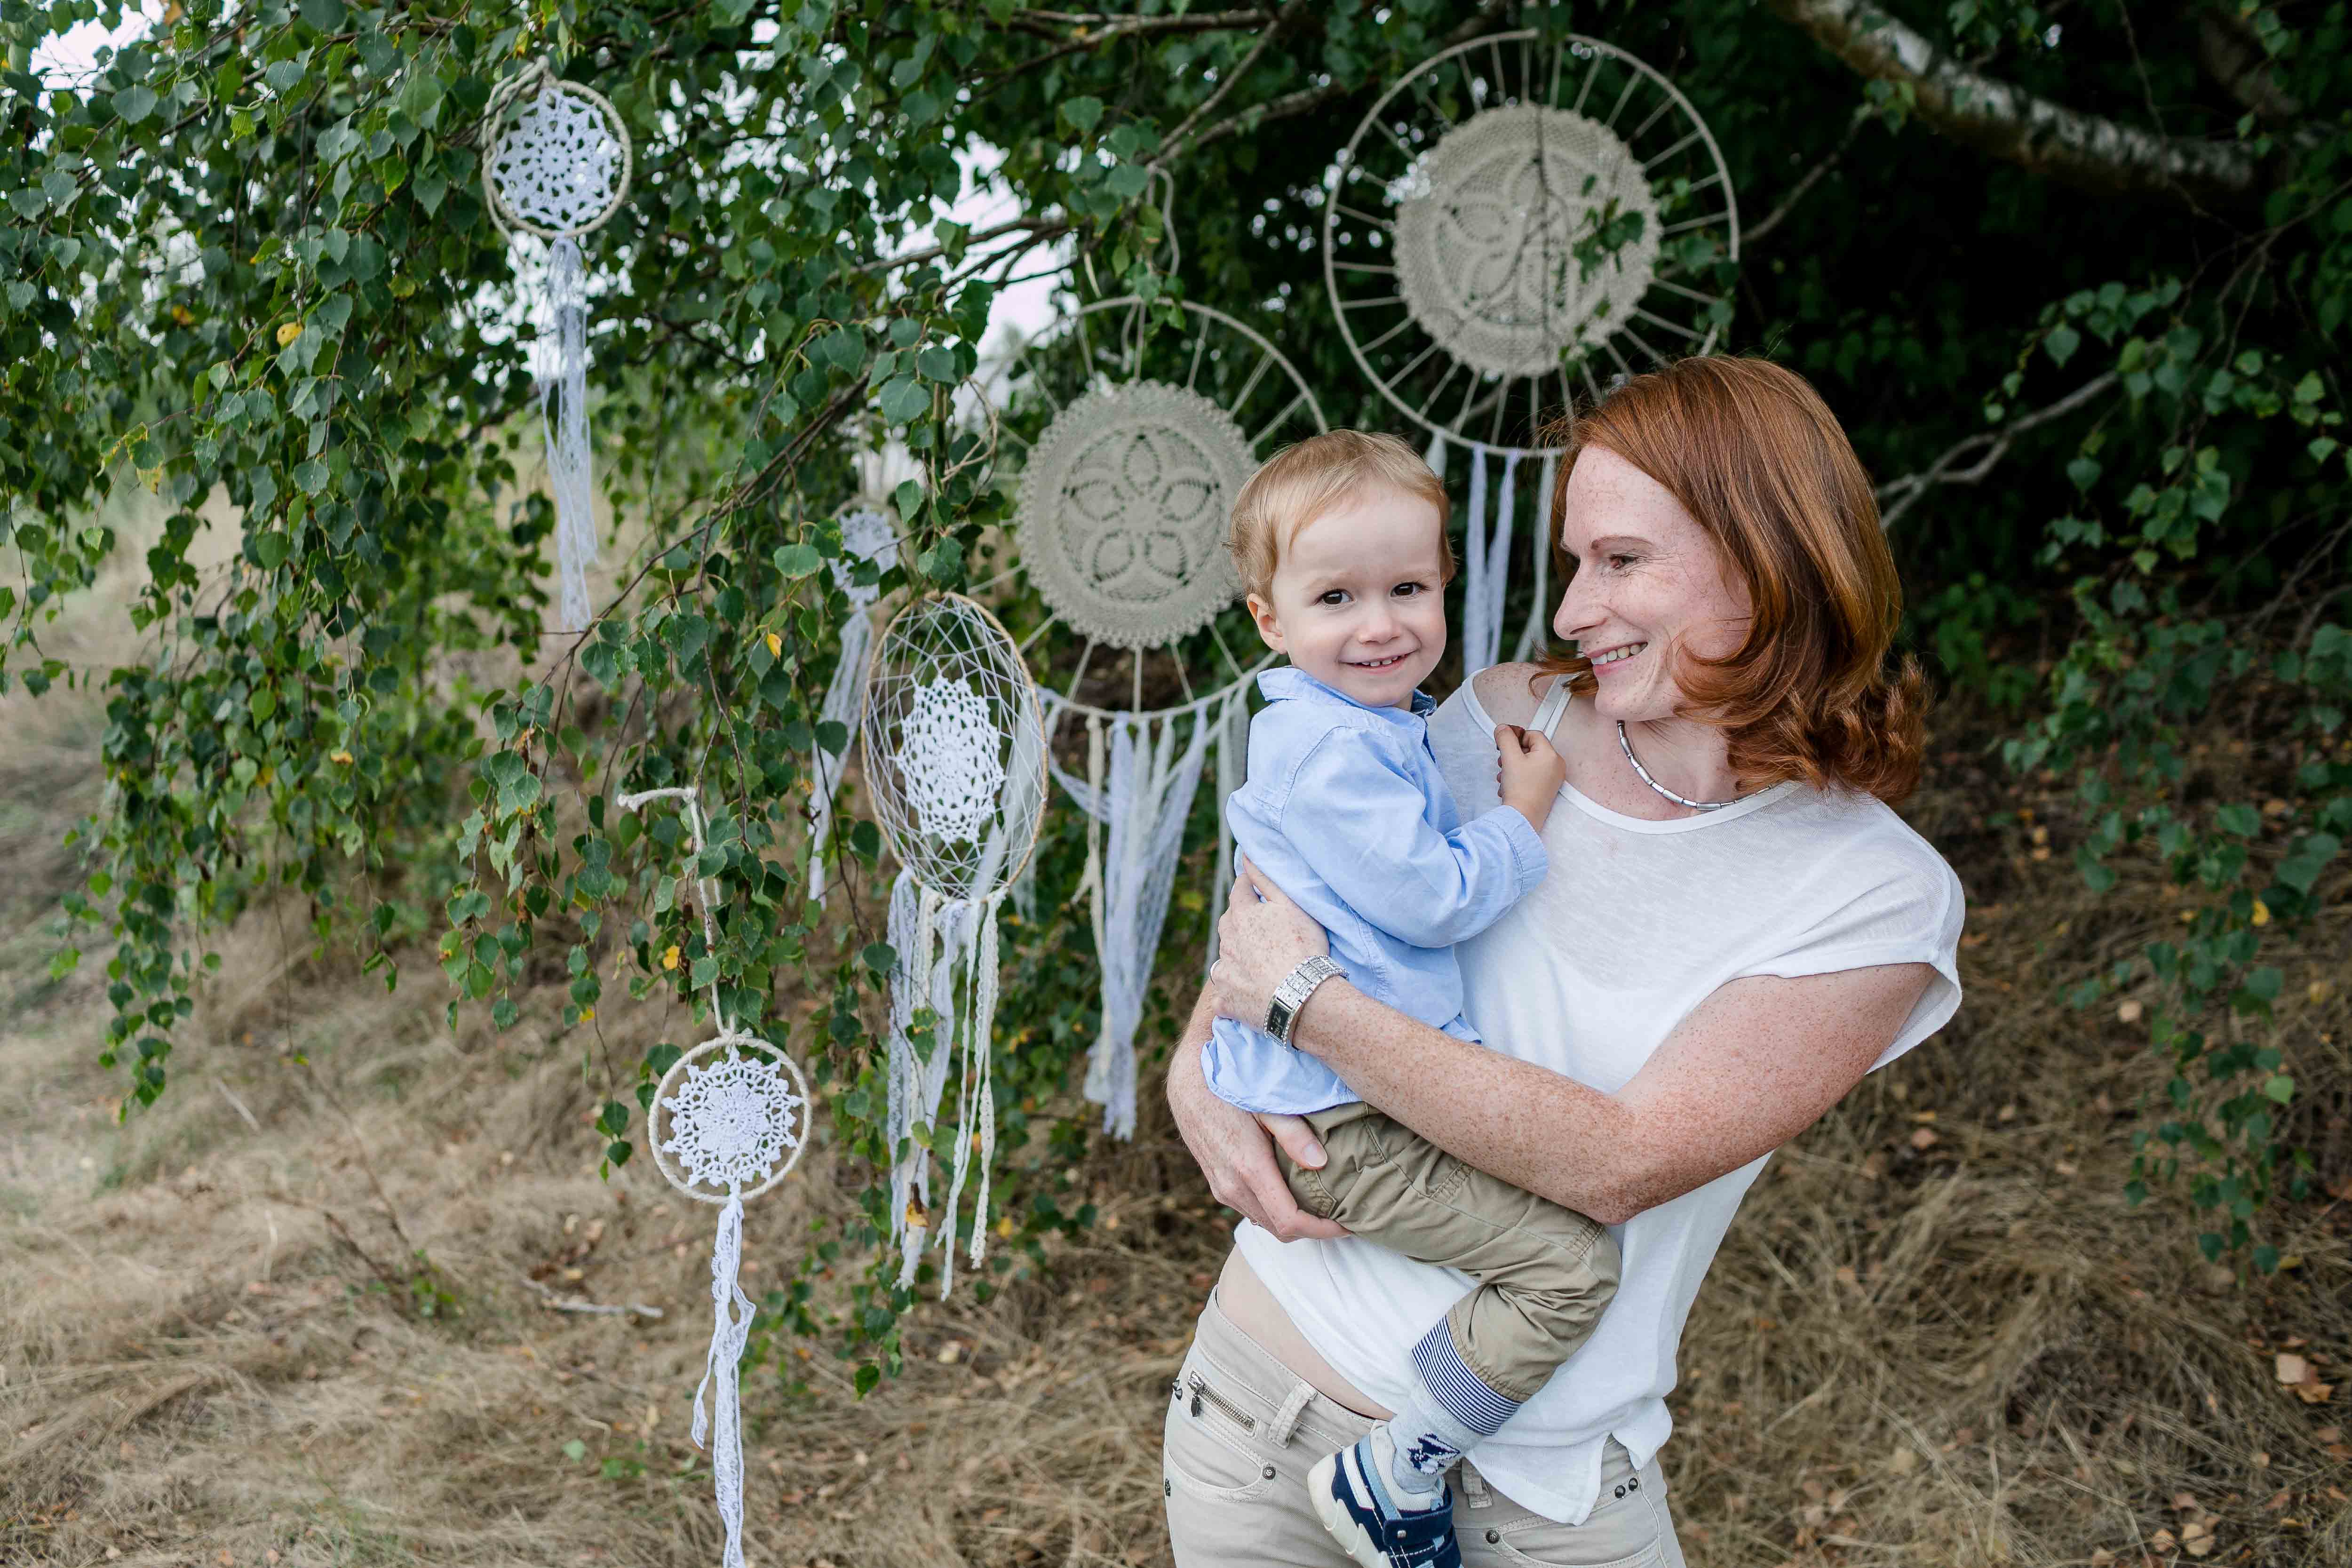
1305 1431 1460 1568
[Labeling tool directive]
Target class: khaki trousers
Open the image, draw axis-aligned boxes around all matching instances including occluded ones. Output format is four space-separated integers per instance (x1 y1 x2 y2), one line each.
1285 1102 1620 1404
1164 1290 1688 1567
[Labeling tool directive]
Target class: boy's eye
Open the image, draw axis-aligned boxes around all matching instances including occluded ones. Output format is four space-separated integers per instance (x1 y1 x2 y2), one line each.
1391 581 1425 598
1317 589 1349 606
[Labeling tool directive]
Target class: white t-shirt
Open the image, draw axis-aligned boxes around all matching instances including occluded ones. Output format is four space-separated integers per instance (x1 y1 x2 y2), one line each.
1234 679 1965 1524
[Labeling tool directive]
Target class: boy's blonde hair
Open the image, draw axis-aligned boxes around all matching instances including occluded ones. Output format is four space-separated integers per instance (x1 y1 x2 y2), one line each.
1226 430 1454 602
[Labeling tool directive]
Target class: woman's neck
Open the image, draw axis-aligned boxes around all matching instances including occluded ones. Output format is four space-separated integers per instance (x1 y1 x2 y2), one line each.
1564 703 1742 820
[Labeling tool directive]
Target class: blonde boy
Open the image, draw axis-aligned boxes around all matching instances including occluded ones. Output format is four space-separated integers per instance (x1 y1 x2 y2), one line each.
1200 432 1620 1568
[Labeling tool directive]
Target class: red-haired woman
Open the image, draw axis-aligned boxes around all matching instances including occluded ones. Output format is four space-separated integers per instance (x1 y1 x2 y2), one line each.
1164 357 1966 1567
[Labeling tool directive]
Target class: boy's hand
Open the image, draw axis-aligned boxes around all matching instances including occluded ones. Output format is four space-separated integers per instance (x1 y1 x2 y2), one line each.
1495 724 1566 829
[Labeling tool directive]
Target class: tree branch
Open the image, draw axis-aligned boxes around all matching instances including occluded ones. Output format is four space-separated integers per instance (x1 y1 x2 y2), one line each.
1766 0 2267 209
1178 0 1516 160
1746 105 1872 249
1876 370 2119 531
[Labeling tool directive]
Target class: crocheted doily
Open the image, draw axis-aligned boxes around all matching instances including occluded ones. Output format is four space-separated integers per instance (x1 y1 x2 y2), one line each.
834 506 898 611
486 80 630 240
893 677 1007 845
655 1041 807 1199
1394 105 1661 378
1016 382 1254 651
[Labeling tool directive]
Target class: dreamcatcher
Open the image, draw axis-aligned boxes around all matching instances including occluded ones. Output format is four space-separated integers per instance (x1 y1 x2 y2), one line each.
981 297 1326 1138
618 785 809 1568
481 58 633 631
862 593 1048 1296
808 503 902 906
1322 31 1738 673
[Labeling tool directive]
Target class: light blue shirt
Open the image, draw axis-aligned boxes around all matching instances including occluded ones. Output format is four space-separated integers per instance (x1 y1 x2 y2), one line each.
1201 667 1549 1115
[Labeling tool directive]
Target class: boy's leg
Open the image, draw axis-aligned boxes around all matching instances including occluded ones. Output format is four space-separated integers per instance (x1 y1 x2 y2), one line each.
1284 1107 1621 1488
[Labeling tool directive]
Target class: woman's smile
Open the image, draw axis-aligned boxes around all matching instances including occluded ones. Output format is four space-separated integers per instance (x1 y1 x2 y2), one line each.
1585 641 1647 671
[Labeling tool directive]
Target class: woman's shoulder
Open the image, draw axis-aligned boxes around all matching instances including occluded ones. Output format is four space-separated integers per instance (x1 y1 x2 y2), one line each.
1775 788 1966 917
1430 663 1562 738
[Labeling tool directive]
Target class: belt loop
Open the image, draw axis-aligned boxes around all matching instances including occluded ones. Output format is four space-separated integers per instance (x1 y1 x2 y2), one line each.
1458 1463 1493 1509
1265 1382 1315 1447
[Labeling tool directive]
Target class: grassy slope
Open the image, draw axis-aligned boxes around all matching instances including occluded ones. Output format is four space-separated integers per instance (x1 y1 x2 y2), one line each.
2 538 2347 1568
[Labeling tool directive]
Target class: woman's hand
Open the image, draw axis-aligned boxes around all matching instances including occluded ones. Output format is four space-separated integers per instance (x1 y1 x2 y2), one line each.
1208 858 1331 1029
1166 1037 1350 1242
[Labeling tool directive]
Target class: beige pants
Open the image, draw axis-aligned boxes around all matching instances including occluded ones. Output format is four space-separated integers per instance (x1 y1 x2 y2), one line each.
1164 1290 1688 1567
1286 1102 1620 1403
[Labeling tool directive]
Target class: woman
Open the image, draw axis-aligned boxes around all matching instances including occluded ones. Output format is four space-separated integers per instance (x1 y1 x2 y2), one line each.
1162 357 1966 1567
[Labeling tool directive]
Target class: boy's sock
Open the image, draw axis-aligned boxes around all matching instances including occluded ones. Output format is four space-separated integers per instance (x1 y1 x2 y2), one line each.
1381 1320 1525 1497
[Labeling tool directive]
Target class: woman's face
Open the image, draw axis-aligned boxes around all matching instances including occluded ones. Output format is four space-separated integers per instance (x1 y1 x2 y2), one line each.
1552 446 1753 725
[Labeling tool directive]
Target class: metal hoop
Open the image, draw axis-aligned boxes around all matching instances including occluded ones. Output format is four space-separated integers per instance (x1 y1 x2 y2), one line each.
1323 31 1740 457
481 63 634 242
647 1029 811 1206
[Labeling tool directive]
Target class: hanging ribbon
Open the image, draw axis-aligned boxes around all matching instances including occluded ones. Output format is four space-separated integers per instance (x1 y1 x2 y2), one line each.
807 605 876 906
690 1189 756 1568
542 235 597 630
1511 452 1563 663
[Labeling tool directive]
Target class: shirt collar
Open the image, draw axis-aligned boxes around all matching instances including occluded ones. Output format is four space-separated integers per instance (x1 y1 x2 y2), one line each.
1257 665 1437 722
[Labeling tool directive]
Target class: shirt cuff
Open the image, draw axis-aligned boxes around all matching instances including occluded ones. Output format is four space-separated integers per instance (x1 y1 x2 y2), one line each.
1493 804 1550 893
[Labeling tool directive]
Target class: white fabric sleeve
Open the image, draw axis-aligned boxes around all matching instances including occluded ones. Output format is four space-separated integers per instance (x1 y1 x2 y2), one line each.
1733 848 1966 1073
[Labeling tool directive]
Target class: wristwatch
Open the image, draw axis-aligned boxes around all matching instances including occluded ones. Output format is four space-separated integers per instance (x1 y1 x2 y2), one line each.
1265 955 1345 1049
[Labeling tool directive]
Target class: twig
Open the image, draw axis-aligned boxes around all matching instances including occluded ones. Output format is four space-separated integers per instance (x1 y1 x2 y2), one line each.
1876 370 2120 531
518 1273 666 1321
212 1076 262 1134
1747 106 1872 249
1151 0 1313 170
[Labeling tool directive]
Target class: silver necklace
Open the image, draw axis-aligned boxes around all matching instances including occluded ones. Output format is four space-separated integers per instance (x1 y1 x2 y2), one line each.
1616 721 1747 812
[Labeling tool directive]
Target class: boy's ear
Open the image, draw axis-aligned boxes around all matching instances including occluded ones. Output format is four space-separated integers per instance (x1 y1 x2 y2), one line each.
1246 592 1285 653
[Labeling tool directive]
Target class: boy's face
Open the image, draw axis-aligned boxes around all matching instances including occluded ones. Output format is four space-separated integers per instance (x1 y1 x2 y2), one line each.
1248 484 1449 710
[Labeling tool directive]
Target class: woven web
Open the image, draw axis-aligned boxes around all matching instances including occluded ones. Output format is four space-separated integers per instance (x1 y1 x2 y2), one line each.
833 506 898 611
1015 382 1255 651
863 595 1046 904
1394 105 1661 377
488 84 628 238
657 1051 805 1194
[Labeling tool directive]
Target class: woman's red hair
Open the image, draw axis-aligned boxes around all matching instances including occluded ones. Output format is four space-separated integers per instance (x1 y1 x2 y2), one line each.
1536 357 1928 805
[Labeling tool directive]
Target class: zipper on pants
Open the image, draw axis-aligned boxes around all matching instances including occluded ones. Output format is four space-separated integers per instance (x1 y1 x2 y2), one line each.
1184 1371 1256 1431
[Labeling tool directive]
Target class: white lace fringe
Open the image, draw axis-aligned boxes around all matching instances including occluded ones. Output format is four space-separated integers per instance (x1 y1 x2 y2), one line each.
541 236 597 631
691 1190 756 1568
885 871 1010 1297
807 606 876 906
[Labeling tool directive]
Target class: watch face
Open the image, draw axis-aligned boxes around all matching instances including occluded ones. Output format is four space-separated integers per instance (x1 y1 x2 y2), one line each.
1267 1001 1295 1041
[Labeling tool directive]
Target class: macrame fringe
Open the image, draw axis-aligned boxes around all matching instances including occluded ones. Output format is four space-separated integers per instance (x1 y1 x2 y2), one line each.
884 871 1011 1298
690 1190 755 1568
1512 452 1563 663
808 607 876 906
541 236 598 631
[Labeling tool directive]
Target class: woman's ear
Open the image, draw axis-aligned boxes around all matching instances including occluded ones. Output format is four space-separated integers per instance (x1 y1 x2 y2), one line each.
1247 592 1286 654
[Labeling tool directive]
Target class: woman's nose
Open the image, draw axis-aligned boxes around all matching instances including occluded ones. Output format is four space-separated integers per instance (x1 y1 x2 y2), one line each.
1554 574 1599 643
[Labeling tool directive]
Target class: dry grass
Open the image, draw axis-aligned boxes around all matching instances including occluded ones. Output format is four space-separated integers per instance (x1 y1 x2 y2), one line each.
3 519 2348 1566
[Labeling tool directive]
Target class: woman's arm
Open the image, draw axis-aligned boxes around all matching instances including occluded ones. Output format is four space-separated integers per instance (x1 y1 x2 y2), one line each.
1208 862 1936 1226
1165 985 1351 1242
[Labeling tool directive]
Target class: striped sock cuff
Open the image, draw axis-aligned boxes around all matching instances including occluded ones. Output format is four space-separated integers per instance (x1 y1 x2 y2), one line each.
1411 1320 1522 1438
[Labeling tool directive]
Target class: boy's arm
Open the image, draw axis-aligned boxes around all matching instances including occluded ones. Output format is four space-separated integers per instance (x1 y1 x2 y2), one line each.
1275 725 1547 950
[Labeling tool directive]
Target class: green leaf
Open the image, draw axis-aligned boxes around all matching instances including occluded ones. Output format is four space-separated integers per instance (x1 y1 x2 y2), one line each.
2043 325 2080 366
1060 96 1104 133
112 85 158 125
877 375 929 424
252 532 292 569
294 459 331 494
300 0 349 28
772 543 823 579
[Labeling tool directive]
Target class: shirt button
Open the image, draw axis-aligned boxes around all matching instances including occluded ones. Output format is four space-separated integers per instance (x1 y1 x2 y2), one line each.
1485 1529 1501 1544
1262 1465 1277 1480
1163 1480 1173 1497
1614 1484 1627 1498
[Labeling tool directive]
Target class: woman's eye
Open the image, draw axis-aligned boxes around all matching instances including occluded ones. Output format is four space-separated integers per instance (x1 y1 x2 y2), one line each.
1607 554 1637 571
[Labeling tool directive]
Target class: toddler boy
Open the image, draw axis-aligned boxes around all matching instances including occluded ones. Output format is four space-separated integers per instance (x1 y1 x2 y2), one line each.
1202 431 1621 1568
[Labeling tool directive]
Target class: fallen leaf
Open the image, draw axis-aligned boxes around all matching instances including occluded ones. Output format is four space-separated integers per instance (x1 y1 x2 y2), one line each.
2117 999 2143 1024
2276 1353 2310 1385
1909 1127 1939 1151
